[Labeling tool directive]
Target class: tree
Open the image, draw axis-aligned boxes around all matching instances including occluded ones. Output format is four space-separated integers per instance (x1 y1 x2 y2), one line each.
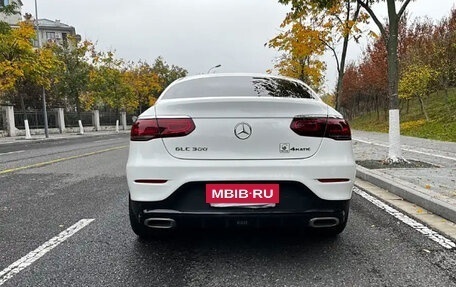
357 0 413 163
151 56 187 95
87 50 135 113
431 9 456 108
0 20 62 109
124 61 161 113
275 0 368 109
0 21 36 98
399 63 438 121
268 5 327 90
49 37 94 113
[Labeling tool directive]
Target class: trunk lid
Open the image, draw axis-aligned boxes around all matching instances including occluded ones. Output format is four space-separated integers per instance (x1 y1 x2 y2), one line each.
155 97 328 160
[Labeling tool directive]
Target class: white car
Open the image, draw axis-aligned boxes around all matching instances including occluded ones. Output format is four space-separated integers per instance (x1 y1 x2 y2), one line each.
126 73 355 237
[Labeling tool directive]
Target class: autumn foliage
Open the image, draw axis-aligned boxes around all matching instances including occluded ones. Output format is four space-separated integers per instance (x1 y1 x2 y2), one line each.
340 9 456 121
0 18 187 114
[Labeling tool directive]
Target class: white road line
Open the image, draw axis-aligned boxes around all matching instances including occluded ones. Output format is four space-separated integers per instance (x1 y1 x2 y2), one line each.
94 138 117 143
0 219 94 285
354 187 455 249
0 150 25 156
353 138 456 161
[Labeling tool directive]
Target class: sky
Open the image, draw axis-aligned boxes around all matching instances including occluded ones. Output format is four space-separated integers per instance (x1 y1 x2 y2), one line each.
21 0 456 92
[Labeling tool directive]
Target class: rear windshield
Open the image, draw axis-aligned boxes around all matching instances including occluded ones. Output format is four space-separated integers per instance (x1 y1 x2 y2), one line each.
162 76 316 100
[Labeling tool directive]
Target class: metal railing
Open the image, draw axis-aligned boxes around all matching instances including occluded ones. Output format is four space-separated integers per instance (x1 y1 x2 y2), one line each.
64 112 93 127
0 109 4 130
126 113 137 125
99 111 119 126
14 111 57 129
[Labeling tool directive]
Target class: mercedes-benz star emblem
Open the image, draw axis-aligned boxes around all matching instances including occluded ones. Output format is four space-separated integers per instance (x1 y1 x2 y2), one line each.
234 122 252 140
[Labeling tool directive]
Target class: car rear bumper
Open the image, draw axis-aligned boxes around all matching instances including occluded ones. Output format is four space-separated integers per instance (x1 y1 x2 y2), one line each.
129 181 350 229
126 139 356 202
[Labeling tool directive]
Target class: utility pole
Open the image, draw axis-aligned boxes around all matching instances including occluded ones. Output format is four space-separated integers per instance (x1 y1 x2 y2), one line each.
34 0 49 138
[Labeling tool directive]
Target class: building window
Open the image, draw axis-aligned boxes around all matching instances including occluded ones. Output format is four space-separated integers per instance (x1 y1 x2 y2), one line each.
46 32 56 40
62 33 68 45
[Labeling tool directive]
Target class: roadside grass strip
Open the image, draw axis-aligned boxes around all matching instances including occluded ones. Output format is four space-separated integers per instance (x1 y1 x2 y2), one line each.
354 187 456 249
0 219 95 285
0 145 127 175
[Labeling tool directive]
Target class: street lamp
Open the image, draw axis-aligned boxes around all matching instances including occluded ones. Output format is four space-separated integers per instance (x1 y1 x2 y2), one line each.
207 64 221 74
34 0 49 138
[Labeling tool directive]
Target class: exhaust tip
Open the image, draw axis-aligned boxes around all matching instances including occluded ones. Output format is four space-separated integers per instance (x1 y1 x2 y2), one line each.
309 217 340 228
144 218 176 229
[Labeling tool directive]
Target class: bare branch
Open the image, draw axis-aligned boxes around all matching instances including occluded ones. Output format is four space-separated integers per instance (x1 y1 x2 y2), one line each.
357 0 386 37
334 14 344 26
319 36 340 74
398 0 412 19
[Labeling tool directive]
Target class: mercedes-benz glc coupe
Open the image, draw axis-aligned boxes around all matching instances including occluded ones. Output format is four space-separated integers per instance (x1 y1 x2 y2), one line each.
126 74 355 238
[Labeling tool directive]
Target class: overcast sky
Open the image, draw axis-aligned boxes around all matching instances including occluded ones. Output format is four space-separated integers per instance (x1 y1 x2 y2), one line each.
22 0 456 92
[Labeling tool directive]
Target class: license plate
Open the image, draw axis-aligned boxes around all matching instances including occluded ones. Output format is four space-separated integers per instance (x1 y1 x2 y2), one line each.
205 184 279 204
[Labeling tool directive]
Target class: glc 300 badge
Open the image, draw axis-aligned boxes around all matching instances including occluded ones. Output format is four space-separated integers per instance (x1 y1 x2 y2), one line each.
234 123 252 140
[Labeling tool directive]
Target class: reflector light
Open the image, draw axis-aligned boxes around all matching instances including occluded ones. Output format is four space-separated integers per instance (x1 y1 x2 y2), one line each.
317 178 350 183
290 117 351 140
131 118 195 141
134 179 168 184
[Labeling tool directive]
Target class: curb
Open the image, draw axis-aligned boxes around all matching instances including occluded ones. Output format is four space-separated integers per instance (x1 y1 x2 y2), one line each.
356 165 456 223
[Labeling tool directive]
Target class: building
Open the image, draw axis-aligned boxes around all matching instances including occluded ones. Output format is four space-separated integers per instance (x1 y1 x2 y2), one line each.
0 0 22 26
1 0 77 47
35 18 77 47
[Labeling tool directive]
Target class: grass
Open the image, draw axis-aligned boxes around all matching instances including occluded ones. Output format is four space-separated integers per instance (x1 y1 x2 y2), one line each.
350 88 456 142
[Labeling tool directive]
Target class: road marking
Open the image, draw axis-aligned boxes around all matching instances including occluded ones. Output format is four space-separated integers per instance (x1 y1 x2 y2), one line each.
0 150 25 156
354 187 456 249
0 145 127 175
94 138 117 143
0 219 95 285
353 138 456 161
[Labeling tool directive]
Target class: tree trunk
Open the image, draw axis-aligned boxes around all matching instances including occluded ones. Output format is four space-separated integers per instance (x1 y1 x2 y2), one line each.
417 95 430 121
386 0 404 163
443 82 450 113
376 95 380 120
335 2 361 113
335 34 349 112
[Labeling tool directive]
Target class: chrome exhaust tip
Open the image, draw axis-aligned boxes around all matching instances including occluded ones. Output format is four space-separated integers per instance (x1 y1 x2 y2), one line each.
309 217 340 228
144 218 176 229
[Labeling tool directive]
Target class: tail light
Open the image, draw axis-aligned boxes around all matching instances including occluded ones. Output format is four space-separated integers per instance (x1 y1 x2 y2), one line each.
131 118 195 141
290 117 351 140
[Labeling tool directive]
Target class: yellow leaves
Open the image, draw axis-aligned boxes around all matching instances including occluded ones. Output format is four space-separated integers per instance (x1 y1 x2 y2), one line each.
399 63 439 99
368 30 379 39
269 0 369 91
0 61 23 92
0 21 39 92
149 97 156 107
400 119 426 130
32 47 63 88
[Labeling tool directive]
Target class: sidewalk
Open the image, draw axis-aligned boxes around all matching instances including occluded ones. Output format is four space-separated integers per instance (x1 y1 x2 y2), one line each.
352 130 456 223
0 129 130 145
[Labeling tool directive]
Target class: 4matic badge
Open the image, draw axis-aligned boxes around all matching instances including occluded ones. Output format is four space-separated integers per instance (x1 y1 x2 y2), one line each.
279 143 310 153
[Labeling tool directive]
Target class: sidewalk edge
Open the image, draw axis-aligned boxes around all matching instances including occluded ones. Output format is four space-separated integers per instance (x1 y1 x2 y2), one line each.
356 165 456 223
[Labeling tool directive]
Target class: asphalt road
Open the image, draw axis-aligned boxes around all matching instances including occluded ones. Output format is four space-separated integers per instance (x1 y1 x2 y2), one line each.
0 134 455 287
